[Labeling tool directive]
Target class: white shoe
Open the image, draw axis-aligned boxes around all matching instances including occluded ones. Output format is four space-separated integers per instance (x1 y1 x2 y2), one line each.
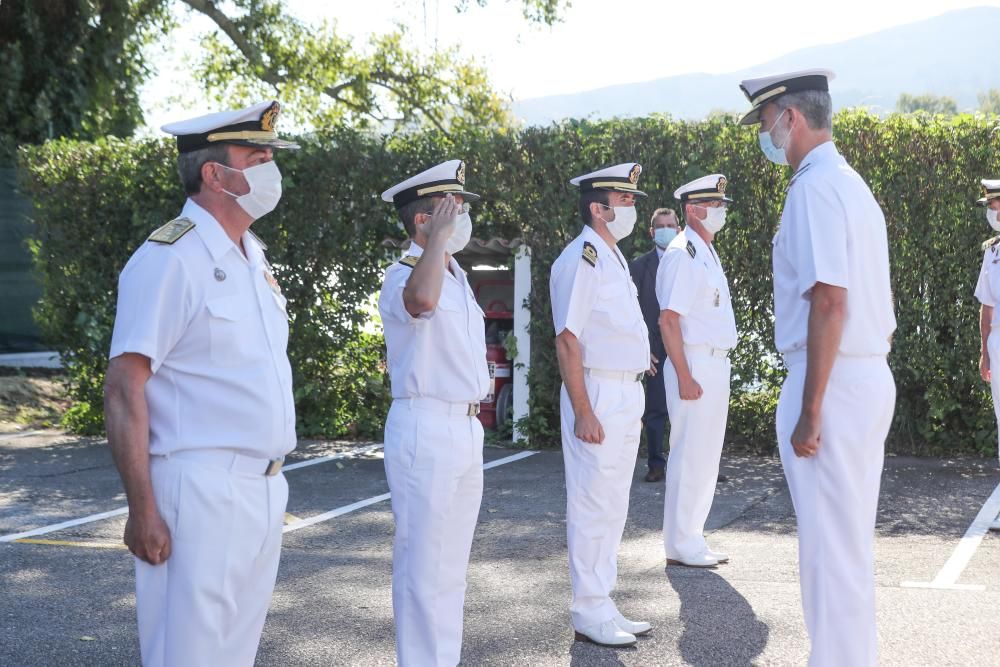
666 551 720 568
707 548 729 564
613 612 652 636
574 620 637 647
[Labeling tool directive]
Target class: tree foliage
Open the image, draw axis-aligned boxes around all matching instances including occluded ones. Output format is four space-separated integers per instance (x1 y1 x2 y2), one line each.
0 0 170 161
978 89 1000 115
896 92 959 116
19 111 1000 457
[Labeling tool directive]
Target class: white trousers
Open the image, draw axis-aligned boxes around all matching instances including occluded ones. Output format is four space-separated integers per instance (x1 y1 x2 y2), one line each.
136 454 288 667
383 399 484 667
989 330 1000 462
777 353 895 667
560 375 644 630
662 350 731 559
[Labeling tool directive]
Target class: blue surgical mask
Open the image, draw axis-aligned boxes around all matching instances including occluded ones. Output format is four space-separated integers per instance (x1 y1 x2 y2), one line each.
758 109 790 166
654 227 677 249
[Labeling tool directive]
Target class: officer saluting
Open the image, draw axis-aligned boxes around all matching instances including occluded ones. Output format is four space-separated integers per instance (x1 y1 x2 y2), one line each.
973 179 1000 462
377 160 490 667
103 101 298 666
656 174 737 568
738 70 896 666
550 163 653 648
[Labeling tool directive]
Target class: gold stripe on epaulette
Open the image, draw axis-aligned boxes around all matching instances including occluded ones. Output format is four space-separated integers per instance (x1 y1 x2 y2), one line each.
148 217 195 245
399 255 419 268
582 241 598 267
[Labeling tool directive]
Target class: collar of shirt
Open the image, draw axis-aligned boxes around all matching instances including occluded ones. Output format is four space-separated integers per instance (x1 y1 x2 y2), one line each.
406 242 467 284
183 198 264 267
796 140 840 173
581 224 627 270
683 226 718 265
656 245 665 259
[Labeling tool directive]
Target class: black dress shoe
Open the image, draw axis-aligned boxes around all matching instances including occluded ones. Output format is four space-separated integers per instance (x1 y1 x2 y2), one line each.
644 468 665 482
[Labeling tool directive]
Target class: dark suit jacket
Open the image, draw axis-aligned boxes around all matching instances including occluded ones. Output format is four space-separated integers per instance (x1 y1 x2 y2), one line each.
629 248 665 361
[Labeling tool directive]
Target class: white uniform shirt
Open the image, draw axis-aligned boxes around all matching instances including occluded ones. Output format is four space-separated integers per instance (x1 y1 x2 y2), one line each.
655 228 738 350
378 244 490 402
974 238 1000 324
773 141 896 356
109 199 296 459
550 225 650 373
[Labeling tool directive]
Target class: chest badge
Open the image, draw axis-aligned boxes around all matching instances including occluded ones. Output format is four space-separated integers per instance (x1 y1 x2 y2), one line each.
214 268 226 282
264 269 282 296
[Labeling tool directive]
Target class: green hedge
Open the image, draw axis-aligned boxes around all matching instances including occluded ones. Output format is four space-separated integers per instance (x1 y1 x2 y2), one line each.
17 111 1000 455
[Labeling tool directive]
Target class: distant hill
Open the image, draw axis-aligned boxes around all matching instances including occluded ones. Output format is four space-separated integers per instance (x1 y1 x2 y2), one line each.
514 6 1000 125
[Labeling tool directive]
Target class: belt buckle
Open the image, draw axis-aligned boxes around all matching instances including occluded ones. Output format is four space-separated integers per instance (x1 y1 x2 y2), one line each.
467 403 480 417
264 458 284 476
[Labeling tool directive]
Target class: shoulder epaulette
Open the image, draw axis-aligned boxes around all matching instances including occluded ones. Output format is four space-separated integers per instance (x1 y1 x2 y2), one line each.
247 229 268 250
148 217 195 245
686 241 696 258
398 255 419 268
582 241 598 267
983 236 1000 251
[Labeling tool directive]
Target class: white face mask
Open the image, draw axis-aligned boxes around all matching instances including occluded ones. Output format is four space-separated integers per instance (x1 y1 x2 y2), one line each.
446 210 473 255
601 204 638 241
987 208 1000 232
218 161 283 220
697 205 727 234
758 109 791 166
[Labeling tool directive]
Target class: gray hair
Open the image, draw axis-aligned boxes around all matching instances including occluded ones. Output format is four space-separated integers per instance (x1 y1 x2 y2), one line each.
773 90 833 131
177 144 231 195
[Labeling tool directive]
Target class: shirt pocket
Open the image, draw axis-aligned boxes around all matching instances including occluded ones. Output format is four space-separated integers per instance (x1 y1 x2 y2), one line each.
206 297 251 366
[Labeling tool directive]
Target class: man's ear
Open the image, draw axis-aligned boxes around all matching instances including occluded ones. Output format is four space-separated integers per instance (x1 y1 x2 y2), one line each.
200 161 223 193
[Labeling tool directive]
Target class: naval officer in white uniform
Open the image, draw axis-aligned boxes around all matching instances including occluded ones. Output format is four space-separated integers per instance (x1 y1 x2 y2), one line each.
104 100 298 666
738 69 896 667
656 174 738 569
377 160 490 667
973 179 1000 462
550 163 653 648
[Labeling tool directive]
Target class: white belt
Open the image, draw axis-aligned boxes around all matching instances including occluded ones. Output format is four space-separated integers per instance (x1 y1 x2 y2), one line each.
584 368 644 383
684 344 730 359
401 397 481 417
160 449 284 476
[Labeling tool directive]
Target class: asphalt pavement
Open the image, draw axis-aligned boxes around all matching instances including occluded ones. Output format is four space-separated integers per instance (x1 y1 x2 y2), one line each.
1 430 998 666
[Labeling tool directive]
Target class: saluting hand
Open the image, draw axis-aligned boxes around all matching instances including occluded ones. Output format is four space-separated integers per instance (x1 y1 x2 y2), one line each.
124 511 172 565
791 411 821 458
423 194 460 242
575 410 605 445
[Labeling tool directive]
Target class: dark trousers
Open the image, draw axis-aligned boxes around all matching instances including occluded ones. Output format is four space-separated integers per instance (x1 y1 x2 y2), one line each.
643 357 668 470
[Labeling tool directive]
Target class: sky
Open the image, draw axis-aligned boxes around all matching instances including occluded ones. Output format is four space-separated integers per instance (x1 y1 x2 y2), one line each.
141 0 996 131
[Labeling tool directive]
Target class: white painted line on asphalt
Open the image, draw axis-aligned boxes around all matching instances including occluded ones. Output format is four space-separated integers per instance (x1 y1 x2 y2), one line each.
0 506 130 543
282 450 539 535
901 481 1000 591
0 430 48 443
0 443 385 543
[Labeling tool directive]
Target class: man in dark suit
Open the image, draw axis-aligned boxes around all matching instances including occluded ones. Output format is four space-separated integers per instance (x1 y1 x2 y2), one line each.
629 208 680 482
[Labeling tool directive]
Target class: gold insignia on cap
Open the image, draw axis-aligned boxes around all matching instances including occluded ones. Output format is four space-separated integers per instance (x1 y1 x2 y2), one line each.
984 186 990 198
260 102 280 132
628 164 641 184
456 161 466 185
717 176 728 194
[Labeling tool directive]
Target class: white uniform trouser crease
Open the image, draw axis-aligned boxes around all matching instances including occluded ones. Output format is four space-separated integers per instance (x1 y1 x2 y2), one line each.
777 353 895 667
989 329 1000 462
561 374 644 630
136 455 289 667
662 351 731 558
383 399 484 667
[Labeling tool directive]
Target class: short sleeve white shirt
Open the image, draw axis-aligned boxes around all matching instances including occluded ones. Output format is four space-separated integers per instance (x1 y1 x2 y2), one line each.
655 228 738 350
773 142 896 356
109 199 296 459
974 240 1000 324
378 244 490 402
549 225 650 373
